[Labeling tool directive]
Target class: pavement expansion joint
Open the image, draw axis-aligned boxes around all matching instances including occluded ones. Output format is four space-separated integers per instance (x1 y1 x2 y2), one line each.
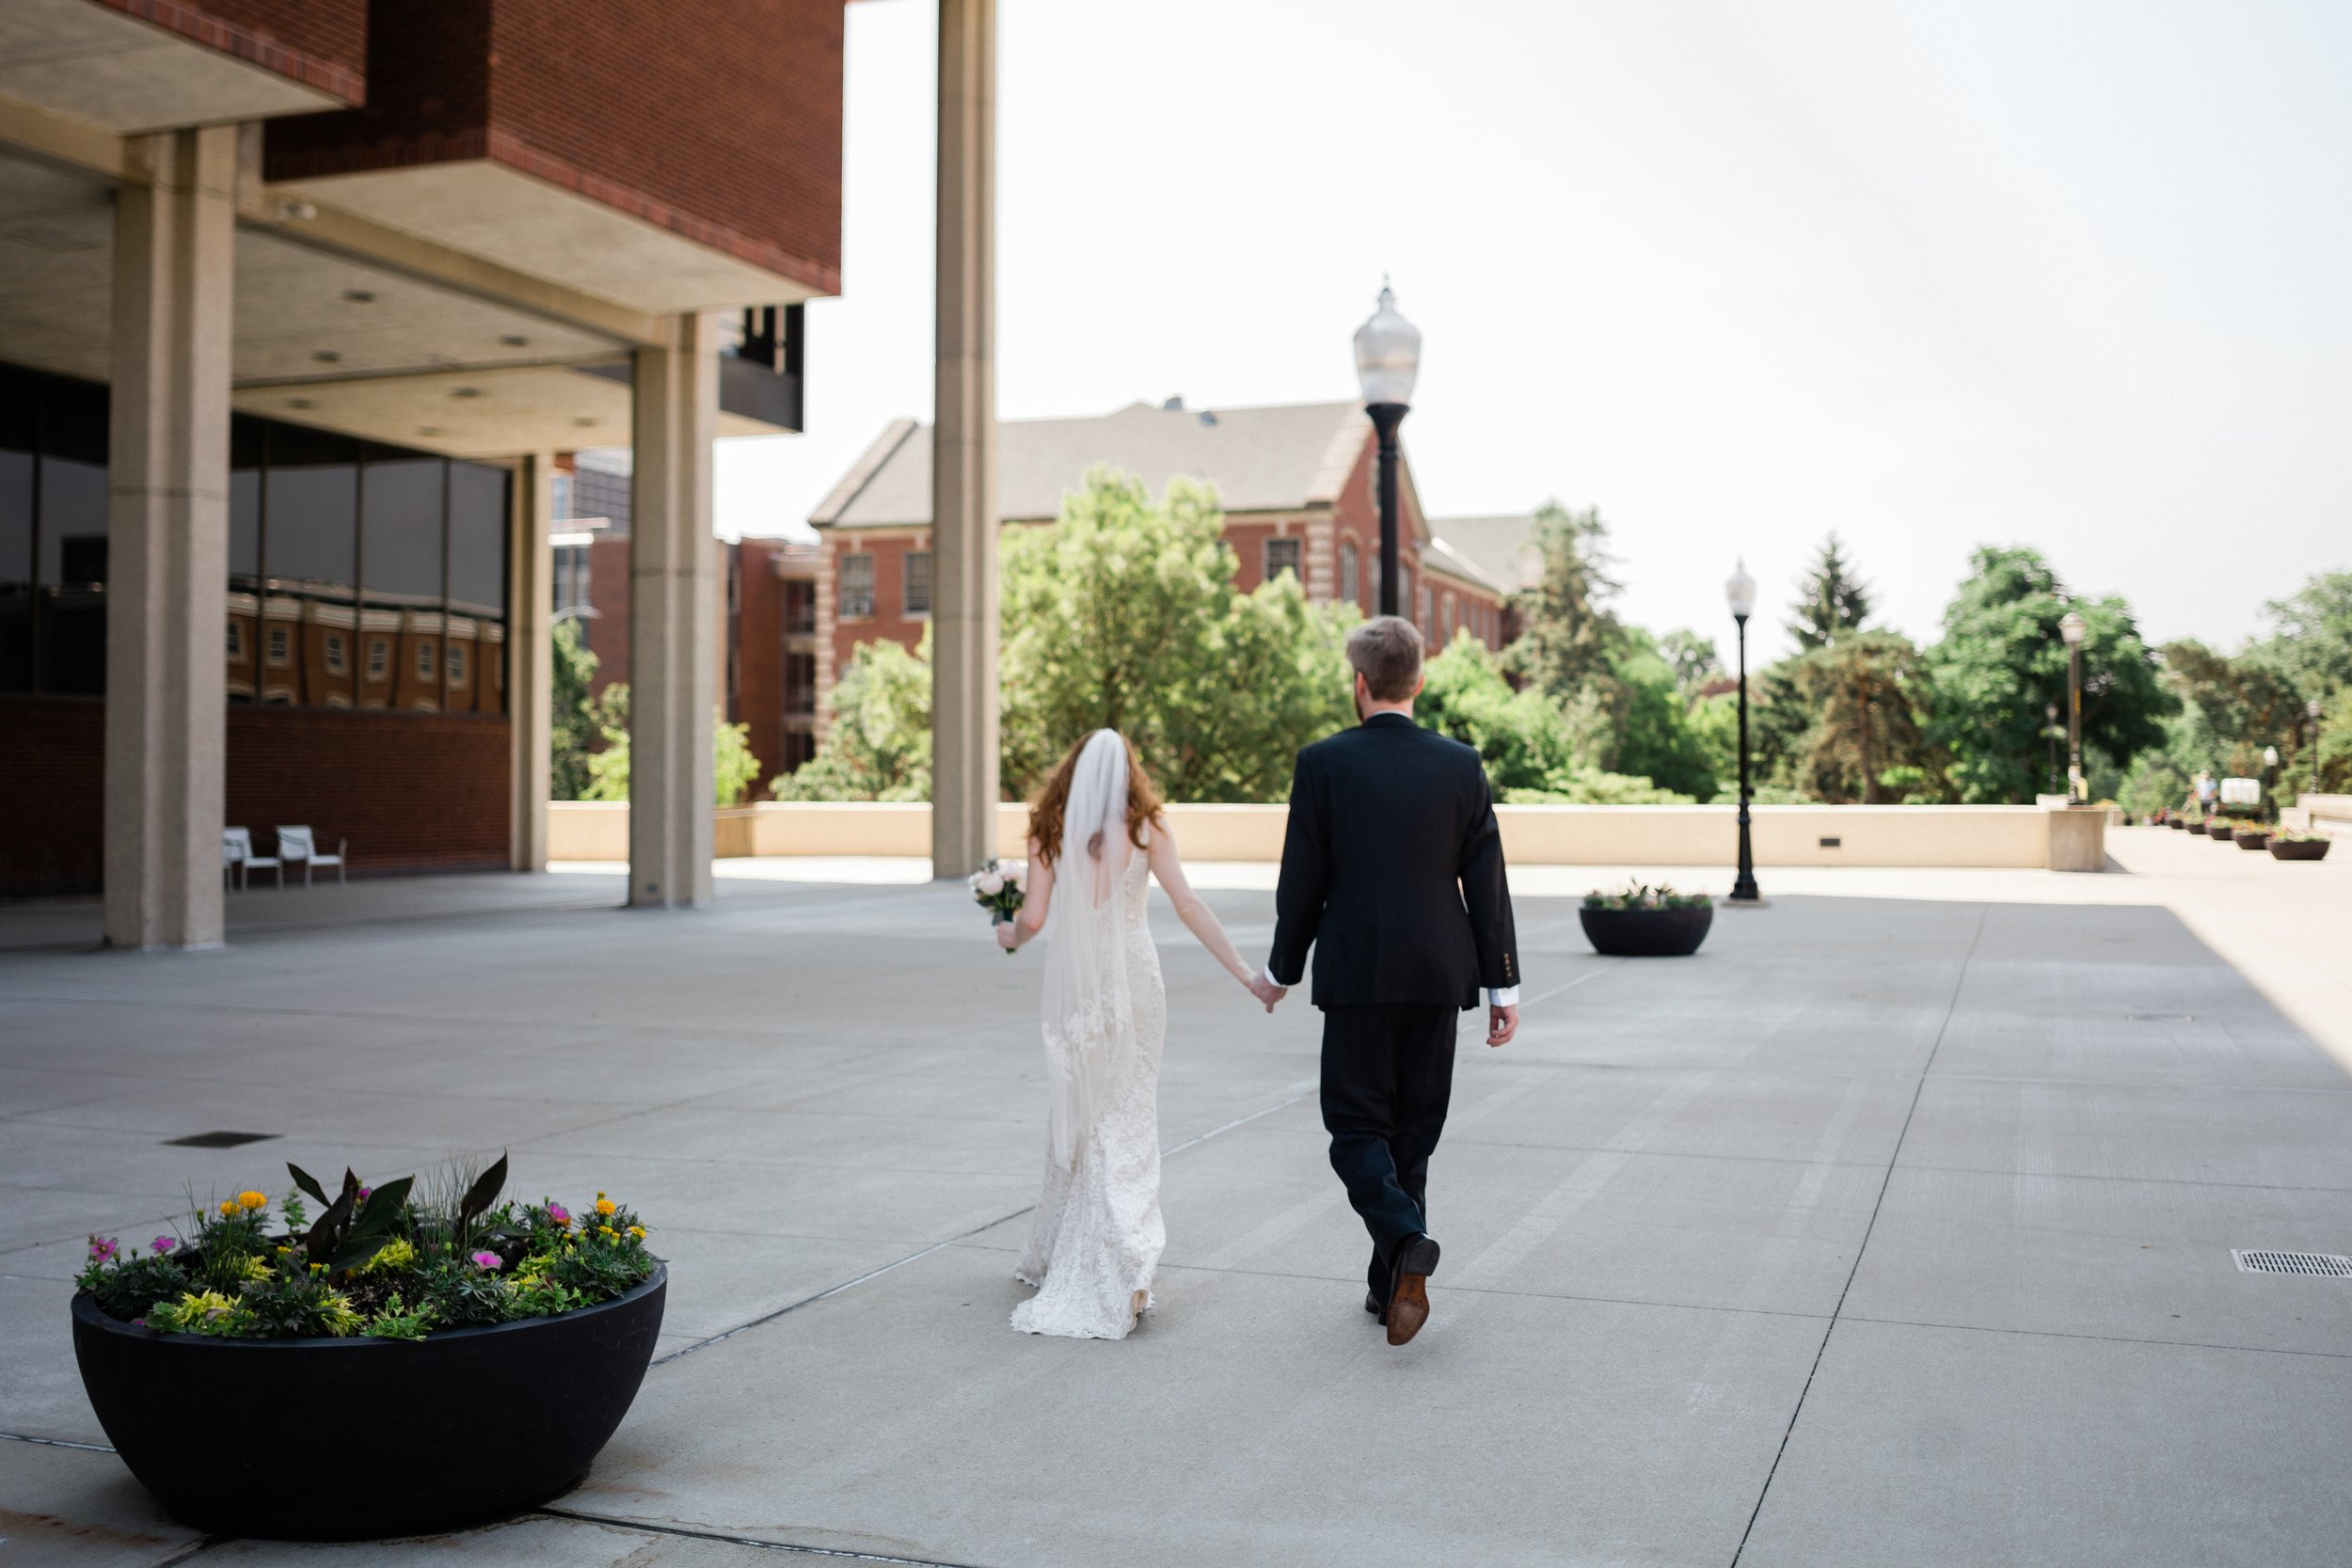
536 1507 997 1566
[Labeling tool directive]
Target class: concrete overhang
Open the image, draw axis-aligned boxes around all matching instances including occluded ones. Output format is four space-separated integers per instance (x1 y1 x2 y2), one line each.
0 0 351 135
272 160 827 317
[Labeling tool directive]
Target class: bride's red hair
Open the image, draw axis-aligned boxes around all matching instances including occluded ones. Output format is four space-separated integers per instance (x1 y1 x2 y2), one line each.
1027 733 1164 868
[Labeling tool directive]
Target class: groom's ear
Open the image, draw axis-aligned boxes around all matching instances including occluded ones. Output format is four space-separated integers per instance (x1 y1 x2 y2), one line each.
1411 671 1427 698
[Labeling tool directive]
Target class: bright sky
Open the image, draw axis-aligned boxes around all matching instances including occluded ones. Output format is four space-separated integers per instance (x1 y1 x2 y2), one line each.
715 0 2352 662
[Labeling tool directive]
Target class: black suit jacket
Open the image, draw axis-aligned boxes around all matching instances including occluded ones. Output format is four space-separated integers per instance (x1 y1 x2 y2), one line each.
1267 712 1520 1008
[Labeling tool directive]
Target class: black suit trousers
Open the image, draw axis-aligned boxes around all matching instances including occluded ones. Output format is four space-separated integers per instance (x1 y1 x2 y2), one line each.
1320 1003 1459 1296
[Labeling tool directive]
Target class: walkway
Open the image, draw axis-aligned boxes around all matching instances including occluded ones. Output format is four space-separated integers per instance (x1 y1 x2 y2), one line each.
4 829 2348 1565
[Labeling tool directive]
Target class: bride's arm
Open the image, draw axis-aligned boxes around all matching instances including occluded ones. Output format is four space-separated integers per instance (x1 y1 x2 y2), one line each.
1146 817 1258 990
997 839 1052 951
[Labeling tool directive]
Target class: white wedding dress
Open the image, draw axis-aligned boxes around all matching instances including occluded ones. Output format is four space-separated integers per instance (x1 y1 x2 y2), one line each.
1011 736 1168 1339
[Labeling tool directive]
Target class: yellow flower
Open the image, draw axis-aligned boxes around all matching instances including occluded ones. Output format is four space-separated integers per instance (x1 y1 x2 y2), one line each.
219 1199 237 1217
237 1191 268 1212
628 1226 645 1240
594 1197 616 1217
597 1225 617 1240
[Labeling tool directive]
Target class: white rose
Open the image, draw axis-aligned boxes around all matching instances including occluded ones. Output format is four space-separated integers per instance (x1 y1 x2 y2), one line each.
977 871 1006 895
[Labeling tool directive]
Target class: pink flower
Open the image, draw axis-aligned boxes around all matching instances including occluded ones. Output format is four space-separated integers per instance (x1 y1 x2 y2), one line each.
151 1236 178 1255
357 1187 373 1202
547 1203 571 1227
470 1250 503 1271
87 1237 119 1263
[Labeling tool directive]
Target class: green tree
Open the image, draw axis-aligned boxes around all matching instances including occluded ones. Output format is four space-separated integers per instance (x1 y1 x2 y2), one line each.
1502 501 1623 700
1922 546 2173 803
1657 627 1722 694
580 685 761 807
2256 570 2352 700
1608 627 1718 799
1788 531 1872 651
549 619 601 801
1788 629 1935 802
2159 639 2305 780
998 468 1353 801
771 633 934 801
1417 633 1577 791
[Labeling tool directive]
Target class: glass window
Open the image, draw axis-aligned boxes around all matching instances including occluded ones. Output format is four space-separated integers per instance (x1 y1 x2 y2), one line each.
416 641 435 680
903 549 932 617
230 416 263 589
264 425 358 603
367 636 389 679
1339 542 1359 606
1265 538 1300 581
38 374 108 694
0 367 32 691
226 620 245 658
839 551 874 618
446 461 506 618
323 631 347 675
361 451 444 607
448 641 469 689
266 624 292 666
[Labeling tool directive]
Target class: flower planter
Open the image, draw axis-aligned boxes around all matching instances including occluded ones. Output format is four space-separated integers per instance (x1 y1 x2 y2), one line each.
2233 831 2271 851
72 1264 666 1540
2270 838 2331 861
2167 818 2187 830
2208 820 2239 839
1580 905 1713 957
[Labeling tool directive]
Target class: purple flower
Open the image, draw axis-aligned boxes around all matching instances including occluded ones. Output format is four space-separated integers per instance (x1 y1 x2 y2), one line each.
547 1203 571 1228
470 1250 503 1271
131 1317 147 1329
151 1236 178 1255
87 1237 119 1263
357 1186 373 1202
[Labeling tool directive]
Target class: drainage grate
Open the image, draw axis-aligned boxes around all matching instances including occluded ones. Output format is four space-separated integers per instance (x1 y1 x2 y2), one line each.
2233 1249 2352 1278
164 1131 278 1149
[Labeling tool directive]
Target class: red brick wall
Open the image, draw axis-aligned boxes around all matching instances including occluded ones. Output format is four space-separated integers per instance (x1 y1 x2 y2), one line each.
582 534 631 699
95 0 366 103
830 534 929 687
264 0 842 294
0 697 510 897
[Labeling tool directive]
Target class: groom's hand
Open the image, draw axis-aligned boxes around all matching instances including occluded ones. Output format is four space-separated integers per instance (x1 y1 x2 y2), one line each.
1247 973 1286 1013
1486 1005 1518 1048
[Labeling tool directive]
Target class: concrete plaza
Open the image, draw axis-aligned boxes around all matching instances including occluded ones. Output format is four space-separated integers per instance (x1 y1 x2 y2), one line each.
4 829 2350 1566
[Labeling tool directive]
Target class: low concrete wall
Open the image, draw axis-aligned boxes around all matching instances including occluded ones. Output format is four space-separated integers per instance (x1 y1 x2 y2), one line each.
551 800 2103 869
2283 793 2352 839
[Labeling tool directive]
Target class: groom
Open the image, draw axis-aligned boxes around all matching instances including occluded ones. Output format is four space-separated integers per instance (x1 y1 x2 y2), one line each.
1254 616 1520 1346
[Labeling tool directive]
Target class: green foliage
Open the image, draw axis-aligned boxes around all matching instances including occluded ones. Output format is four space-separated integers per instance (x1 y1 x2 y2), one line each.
1788 532 1872 651
2257 570 2352 699
362 1292 435 1342
145 1290 252 1337
1417 634 1576 791
578 687 759 806
1787 629 1937 802
1583 880 1711 911
999 469 1353 801
78 1248 189 1322
1608 627 1718 799
1502 770 1696 805
1921 546 2172 803
285 1164 414 1278
771 632 934 801
550 618 602 800
1503 501 1623 703
1657 628 1723 694
234 1273 364 1338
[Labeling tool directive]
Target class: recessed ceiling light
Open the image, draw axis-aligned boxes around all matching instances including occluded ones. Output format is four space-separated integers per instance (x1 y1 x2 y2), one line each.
342 290 375 304
574 417 598 427
501 335 530 347
452 387 481 399
287 398 314 410
418 426 442 437
312 350 342 363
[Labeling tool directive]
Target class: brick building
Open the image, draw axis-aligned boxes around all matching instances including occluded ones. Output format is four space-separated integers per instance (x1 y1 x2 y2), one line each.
0 0 841 925
803 398 1513 730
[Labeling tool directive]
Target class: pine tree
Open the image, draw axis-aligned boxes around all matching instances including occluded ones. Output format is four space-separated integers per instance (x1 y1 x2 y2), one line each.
1788 532 1873 649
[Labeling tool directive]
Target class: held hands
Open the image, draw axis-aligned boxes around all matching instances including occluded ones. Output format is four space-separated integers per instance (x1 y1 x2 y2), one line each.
1486 1004 1518 1048
1245 972 1287 1013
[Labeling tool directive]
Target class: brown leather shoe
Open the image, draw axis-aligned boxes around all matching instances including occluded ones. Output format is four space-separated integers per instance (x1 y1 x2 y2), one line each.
1384 1234 1440 1347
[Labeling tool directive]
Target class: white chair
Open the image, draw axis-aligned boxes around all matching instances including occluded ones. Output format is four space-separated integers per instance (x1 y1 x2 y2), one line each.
276 826 347 886
223 827 281 891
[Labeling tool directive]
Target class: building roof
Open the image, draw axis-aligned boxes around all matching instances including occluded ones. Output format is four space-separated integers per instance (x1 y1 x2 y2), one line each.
1431 513 1540 594
809 399 1376 530
1420 535 1506 595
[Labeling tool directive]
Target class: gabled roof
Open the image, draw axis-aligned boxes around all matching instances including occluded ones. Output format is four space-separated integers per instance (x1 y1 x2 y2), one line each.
809 399 1376 530
1431 513 1540 594
1420 535 1506 595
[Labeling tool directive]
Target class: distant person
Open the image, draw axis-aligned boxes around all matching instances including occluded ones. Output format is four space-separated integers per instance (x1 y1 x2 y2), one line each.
1259 616 1522 1347
993 730 1269 1339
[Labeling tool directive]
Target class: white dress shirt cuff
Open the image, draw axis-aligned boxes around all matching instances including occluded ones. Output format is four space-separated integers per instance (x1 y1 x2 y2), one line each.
1260 966 1287 990
1487 986 1520 1008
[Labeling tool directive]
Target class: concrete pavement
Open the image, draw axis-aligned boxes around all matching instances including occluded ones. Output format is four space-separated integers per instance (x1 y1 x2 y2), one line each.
4 831 2349 1565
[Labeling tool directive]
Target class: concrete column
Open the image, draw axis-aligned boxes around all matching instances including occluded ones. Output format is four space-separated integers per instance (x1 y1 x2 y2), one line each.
103 126 237 950
930 0 999 877
628 313 718 907
508 452 555 871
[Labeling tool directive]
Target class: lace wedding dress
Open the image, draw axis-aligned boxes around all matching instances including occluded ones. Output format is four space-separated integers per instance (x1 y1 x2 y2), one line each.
1011 736 1168 1340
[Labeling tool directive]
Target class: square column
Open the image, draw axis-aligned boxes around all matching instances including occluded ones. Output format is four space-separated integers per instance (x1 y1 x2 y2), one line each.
103 126 237 950
508 452 555 871
628 314 718 907
931 0 999 877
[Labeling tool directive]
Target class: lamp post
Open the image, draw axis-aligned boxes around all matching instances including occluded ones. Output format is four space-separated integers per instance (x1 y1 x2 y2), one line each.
2058 610 2088 801
2312 699 2326 794
1354 281 1420 618
2044 702 2060 796
1726 559 1761 903
2263 743 2280 821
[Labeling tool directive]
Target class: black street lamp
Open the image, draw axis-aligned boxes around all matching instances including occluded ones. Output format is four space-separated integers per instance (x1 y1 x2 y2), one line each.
1726 559 1761 903
1354 282 1420 618
2045 702 2061 796
2059 609 2088 801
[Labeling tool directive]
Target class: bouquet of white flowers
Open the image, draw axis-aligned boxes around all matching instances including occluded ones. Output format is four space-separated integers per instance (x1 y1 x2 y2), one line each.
968 859 1026 953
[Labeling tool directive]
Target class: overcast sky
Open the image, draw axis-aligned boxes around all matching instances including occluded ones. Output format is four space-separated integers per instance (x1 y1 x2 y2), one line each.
714 0 2352 662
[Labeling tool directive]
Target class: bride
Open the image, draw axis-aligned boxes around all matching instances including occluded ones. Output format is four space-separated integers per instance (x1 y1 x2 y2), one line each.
993 730 1272 1338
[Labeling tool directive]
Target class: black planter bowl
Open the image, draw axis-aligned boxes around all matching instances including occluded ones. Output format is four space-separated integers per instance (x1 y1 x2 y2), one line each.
2209 820 2240 839
2168 818 2187 830
72 1264 665 1540
1581 904 1714 957
2270 838 2331 861
2233 831 2271 850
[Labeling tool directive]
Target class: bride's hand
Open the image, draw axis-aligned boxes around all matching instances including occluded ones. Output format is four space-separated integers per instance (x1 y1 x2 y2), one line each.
995 920 1020 952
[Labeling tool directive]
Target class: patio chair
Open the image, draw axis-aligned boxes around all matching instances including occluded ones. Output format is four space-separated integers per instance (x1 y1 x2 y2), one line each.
223 827 281 891
276 826 347 886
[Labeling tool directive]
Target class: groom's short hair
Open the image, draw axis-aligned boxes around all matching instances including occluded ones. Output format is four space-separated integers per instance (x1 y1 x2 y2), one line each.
1347 616 1424 702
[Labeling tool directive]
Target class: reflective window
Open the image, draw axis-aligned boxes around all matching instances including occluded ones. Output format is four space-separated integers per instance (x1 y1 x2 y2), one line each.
361 451 444 607
446 462 505 617
264 425 358 603
229 416 262 589
1265 538 1300 582
37 375 107 693
839 552 874 618
1339 542 1359 607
